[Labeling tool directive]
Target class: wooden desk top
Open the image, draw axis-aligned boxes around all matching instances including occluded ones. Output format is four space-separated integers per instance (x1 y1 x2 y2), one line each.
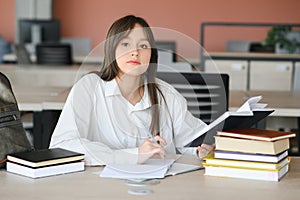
230 90 300 117
2 64 300 117
12 86 70 111
1 155 299 200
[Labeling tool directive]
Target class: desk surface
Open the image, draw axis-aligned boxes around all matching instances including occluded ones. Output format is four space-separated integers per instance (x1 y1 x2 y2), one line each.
1 155 300 200
2 64 300 116
230 90 300 117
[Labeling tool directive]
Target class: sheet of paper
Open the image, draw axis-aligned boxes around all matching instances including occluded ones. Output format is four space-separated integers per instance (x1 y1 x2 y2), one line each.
100 159 175 179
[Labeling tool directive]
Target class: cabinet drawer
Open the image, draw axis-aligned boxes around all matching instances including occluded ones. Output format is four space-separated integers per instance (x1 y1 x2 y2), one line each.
205 60 248 91
250 61 292 91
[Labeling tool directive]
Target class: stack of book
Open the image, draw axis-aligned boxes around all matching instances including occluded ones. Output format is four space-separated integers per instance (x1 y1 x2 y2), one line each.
6 148 85 178
203 128 296 181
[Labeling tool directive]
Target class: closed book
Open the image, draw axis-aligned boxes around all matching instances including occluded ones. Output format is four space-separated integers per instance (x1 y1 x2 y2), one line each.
215 136 289 155
204 164 289 181
204 163 289 182
214 150 288 163
7 148 84 168
204 154 289 170
217 128 296 141
6 161 85 178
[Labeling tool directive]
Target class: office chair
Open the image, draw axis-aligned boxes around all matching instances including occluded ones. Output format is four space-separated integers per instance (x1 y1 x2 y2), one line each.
36 43 73 65
156 71 229 146
12 44 32 64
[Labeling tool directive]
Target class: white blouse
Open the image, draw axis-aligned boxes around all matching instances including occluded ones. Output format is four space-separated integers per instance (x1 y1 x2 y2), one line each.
49 73 207 166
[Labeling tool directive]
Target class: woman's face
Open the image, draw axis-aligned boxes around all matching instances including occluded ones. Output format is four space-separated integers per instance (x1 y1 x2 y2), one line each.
115 24 151 77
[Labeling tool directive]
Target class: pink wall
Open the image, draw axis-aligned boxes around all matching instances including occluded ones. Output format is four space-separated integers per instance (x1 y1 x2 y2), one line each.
0 0 15 42
53 0 300 58
1 0 300 58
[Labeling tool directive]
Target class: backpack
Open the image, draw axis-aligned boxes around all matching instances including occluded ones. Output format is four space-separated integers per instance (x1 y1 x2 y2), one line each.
0 72 32 168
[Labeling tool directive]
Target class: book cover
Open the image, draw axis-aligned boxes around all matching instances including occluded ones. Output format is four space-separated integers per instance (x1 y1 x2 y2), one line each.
217 128 296 141
204 154 289 170
186 96 274 145
204 163 289 182
214 150 288 163
165 163 202 176
6 161 85 179
7 148 84 168
214 136 290 155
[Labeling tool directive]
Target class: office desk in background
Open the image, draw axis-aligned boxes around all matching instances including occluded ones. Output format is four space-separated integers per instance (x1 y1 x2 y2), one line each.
230 90 300 117
2 53 104 65
0 64 99 149
0 155 300 200
1 64 300 150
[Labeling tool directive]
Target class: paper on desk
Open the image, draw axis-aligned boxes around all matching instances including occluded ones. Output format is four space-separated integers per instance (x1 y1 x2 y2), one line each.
100 159 175 179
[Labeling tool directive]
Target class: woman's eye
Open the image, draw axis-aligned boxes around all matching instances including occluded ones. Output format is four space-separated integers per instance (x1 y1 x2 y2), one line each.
120 42 129 47
140 44 149 49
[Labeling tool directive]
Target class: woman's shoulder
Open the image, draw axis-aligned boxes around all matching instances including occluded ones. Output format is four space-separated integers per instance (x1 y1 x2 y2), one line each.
75 72 105 86
70 72 108 94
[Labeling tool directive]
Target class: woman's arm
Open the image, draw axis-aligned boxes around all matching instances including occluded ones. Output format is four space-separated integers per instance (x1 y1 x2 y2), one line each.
50 75 140 165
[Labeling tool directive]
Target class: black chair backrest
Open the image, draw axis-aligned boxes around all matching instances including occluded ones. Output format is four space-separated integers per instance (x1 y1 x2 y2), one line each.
157 72 229 146
12 44 32 64
36 43 72 65
157 72 229 124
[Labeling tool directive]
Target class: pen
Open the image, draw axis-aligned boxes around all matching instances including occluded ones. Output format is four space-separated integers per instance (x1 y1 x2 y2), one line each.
145 128 157 144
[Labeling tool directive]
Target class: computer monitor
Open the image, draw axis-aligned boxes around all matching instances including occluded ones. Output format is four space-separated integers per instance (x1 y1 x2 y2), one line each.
18 19 61 44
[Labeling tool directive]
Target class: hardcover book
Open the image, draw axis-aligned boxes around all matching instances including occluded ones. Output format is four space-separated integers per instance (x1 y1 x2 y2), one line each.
204 163 289 182
217 128 296 142
204 154 289 170
7 148 84 168
214 150 288 163
6 160 85 178
214 136 290 155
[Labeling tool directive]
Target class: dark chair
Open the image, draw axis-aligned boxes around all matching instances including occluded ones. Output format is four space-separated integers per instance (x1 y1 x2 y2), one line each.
156 71 229 146
12 44 32 64
36 43 73 65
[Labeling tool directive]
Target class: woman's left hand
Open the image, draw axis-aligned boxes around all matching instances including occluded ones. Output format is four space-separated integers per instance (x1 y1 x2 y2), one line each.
197 143 215 160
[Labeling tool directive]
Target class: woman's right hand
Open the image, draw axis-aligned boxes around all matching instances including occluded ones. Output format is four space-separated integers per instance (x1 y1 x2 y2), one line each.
138 136 167 164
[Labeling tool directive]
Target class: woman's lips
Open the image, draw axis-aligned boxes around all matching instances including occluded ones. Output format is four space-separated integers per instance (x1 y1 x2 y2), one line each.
127 60 141 65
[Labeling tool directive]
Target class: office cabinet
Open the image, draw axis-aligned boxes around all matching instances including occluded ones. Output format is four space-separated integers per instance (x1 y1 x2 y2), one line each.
205 60 248 91
250 61 293 91
15 0 53 43
294 62 300 92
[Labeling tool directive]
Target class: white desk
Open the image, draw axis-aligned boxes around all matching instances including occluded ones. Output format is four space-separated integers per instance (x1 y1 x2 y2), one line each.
1 155 300 200
230 90 300 117
2 64 300 150
2 53 104 64
1 64 98 149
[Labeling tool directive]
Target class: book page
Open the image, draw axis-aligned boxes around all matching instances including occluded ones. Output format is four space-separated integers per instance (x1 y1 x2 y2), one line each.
100 159 175 179
185 96 273 145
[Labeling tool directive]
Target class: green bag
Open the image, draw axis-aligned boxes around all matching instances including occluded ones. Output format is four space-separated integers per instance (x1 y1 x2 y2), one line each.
0 72 32 168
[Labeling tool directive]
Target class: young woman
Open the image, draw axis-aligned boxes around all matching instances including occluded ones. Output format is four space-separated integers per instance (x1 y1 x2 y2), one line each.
49 15 213 166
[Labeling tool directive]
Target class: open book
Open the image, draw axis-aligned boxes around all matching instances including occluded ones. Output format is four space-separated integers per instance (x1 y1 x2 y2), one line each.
100 159 175 179
186 96 274 145
100 158 202 179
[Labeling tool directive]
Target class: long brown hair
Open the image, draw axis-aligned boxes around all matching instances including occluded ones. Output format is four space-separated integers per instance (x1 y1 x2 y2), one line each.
99 15 163 136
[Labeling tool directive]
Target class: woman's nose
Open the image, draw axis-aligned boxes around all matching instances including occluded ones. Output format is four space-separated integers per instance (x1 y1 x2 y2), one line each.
131 48 139 57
